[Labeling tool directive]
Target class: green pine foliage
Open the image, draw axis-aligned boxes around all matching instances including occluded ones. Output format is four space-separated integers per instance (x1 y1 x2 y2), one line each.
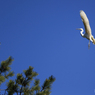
0 57 55 95
0 57 14 85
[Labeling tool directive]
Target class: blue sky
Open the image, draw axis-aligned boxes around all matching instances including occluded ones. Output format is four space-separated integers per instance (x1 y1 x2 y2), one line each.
0 0 95 95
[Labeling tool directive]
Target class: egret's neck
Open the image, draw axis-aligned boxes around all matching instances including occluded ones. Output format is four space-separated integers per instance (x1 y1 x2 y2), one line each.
80 29 84 37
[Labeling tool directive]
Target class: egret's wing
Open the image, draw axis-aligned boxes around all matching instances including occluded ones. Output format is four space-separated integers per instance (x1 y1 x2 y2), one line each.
80 10 92 35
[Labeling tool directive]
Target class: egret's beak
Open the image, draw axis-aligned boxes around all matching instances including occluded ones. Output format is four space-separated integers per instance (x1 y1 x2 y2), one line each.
76 28 81 30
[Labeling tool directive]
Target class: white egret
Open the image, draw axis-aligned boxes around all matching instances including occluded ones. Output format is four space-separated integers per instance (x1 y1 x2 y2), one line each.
77 10 95 48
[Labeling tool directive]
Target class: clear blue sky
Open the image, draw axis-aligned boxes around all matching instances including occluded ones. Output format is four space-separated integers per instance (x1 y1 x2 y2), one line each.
0 0 95 95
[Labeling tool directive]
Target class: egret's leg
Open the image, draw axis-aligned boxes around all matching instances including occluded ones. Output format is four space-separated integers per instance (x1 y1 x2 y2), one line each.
88 40 90 49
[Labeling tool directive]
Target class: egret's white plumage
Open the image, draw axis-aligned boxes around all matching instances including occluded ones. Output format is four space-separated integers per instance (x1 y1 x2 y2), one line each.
77 10 95 48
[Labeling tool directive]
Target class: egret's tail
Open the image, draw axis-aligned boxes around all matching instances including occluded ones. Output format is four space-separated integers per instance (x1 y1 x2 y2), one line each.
91 36 95 44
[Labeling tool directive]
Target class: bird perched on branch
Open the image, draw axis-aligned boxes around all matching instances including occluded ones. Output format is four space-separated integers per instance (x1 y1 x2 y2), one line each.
77 10 95 48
